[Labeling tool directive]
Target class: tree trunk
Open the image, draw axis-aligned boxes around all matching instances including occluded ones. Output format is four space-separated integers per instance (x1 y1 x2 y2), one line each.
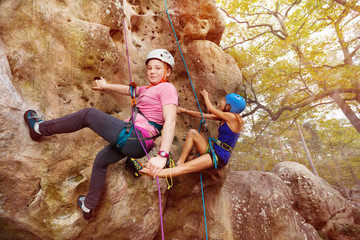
314 158 325 179
330 87 360 134
348 163 360 186
295 120 319 176
335 154 351 199
278 137 285 162
326 132 351 198
324 164 340 186
258 145 265 172
289 140 306 165
266 132 279 163
286 139 299 162
339 149 360 185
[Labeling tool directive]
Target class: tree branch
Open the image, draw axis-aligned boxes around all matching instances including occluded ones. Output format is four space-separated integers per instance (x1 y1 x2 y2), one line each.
243 88 360 120
218 7 288 43
222 31 269 50
333 0 360 13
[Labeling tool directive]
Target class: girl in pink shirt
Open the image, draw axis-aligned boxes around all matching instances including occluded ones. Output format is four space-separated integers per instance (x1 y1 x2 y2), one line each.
24 49 178 220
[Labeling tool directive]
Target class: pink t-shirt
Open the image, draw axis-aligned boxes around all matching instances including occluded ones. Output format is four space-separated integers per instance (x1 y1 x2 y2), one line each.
127 82 178 136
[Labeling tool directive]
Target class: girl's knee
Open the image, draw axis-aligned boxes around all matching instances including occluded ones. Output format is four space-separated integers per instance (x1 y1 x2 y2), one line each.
82 107 98 116
187 129 199 136
81 108 104 122
93 154 108 170
93 145 120 170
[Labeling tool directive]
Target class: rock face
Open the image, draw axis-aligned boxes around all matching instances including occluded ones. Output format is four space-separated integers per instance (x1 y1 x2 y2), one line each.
0 0 236 239
154 162 355 240
0 1 357 240
349 185 360 203
219 171 320 240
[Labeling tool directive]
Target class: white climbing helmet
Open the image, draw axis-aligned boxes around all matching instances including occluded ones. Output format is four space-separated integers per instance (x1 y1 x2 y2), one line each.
145 49 175 68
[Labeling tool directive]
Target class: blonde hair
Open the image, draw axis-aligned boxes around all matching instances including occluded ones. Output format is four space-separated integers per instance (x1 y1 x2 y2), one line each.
237 114 245 132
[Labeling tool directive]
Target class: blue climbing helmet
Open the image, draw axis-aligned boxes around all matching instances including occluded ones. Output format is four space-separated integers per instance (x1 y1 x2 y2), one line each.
225 93 246 114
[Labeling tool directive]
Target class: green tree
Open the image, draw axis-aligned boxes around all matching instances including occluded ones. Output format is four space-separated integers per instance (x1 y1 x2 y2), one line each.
317 118 360 186
216 0 360 132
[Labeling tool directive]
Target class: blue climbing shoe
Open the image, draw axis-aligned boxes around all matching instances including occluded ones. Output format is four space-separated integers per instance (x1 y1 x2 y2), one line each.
24 110 43 141
126 157 143 177
77 195 93 220
165 152 177 168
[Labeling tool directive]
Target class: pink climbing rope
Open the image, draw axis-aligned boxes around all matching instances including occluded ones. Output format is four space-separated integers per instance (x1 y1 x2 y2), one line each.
123 20 165 240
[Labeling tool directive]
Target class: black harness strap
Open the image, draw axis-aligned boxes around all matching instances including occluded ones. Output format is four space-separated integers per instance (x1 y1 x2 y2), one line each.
126 107 162 141
116 83 162 150
211 138 233 153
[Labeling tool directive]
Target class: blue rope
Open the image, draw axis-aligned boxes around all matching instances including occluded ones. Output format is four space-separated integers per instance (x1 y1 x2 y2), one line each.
164 0 205 122
165 1 210 239
199 122 218 170
199 172 207 237
208 137 218 169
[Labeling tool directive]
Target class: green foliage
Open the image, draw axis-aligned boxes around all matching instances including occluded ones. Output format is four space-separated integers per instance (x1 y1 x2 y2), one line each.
217 0 359 119
231 111 360 187
218 0 360 187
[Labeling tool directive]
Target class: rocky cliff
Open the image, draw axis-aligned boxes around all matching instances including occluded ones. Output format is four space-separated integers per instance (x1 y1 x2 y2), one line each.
0 0 357 239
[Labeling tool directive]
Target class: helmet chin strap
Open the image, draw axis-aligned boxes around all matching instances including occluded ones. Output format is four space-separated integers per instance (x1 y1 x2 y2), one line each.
223 103 233 113
159 64 168 83
146 64 168 89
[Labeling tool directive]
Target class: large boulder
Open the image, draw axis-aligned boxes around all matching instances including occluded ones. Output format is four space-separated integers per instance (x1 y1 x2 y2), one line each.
350 185 360 203
204 171 320 240
160 163 358 240
272 161 354 231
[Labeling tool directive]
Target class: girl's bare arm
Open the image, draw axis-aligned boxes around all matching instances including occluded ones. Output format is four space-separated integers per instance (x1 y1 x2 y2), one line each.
92 77 131 96
177 106 220 121
146 104 177 177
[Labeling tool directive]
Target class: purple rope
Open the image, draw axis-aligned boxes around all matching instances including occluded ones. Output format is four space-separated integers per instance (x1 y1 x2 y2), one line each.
123 20 165 240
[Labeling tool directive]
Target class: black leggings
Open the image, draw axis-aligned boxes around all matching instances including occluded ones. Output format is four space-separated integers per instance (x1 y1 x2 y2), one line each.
39 108 149 209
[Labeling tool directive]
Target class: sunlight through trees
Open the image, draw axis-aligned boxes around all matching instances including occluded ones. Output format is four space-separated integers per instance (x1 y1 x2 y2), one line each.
216 0 360 187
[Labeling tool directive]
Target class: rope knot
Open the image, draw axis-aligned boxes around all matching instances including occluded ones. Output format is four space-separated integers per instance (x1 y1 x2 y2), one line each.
129 82 138 88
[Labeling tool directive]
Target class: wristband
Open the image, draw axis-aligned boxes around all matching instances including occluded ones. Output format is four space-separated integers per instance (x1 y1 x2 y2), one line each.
158 150 169 158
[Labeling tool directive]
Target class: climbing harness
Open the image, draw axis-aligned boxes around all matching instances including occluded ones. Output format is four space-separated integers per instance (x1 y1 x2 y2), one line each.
209 137 234 153
116 107 163 149
164 1 217 239
200 121 219 170
115 83 163 150
122 20 165 240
